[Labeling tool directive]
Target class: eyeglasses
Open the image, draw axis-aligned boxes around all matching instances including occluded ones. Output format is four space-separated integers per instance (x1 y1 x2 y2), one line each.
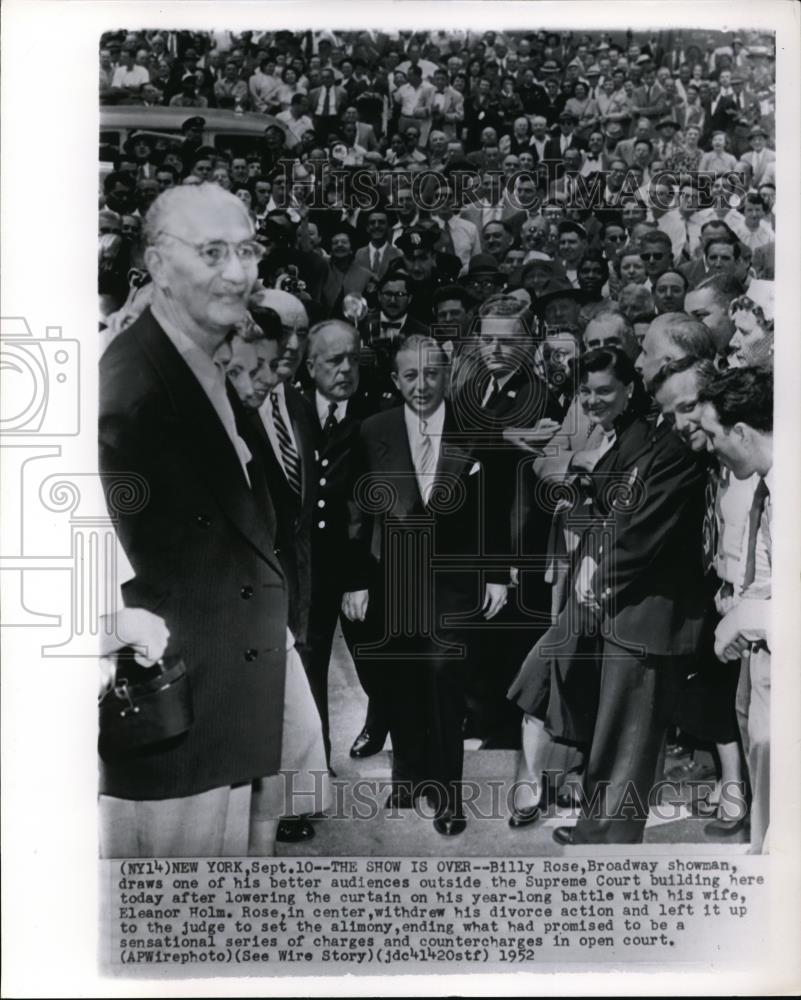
640 252 666 261
380 290 409 299
157 232 265 267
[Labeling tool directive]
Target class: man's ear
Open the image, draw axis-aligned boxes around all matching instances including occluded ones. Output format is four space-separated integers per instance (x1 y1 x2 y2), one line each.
390 370 400 392
732 421 750 445
144 245 169 290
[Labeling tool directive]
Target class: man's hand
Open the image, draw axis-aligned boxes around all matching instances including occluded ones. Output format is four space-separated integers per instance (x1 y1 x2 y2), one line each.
574 555 600 611
502 418 561 453
717 633 750 661
569 448 600 473
342 589 369 622
113 607 170 667
482 583 508 619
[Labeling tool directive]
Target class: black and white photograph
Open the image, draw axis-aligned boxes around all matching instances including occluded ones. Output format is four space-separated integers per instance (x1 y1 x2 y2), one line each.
2 1 800 995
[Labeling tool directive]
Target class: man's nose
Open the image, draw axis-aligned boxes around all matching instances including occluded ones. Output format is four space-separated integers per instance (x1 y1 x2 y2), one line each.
634 352 644 374
220 248 248 284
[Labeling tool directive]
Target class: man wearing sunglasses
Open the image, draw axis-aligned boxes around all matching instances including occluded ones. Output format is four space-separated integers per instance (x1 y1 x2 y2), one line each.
638 230 673 290
99 182 298 858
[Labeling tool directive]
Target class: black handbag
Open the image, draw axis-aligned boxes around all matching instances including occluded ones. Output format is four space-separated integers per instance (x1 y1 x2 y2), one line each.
98 652 193 755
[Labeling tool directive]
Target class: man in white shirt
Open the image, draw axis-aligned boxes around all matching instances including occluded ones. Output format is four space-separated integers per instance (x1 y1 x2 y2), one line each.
394 65 436 147
276 93 314 143
698 367 773 853
111 46 150 96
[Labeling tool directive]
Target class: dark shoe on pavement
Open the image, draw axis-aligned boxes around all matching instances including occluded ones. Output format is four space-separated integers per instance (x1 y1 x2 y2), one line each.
350 727 386 758
433 812 466 836
508 805 542 829
385 785 420 810
552 825 575 846
276 816 315 842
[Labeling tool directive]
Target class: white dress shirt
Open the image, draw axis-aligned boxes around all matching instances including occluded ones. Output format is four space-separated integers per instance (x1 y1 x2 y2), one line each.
405 400 445 502
152 303 251 484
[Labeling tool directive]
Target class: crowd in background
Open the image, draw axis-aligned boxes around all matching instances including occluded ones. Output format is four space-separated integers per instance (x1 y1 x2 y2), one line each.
98 28 776 854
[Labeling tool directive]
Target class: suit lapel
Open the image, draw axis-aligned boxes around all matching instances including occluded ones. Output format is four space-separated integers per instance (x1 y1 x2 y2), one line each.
136 310 282 576
375 407 423 514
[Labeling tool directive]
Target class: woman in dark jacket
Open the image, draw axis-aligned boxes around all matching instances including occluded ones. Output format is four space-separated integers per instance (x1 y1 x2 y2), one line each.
507 346 707 846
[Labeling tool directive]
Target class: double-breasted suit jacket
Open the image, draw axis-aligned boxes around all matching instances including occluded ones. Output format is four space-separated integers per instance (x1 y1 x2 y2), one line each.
98 308 288 800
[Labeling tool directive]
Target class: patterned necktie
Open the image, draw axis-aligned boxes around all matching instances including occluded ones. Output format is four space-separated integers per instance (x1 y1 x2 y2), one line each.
270 392 302 495
702 467 720 574
413 418 437 505
323 400 338 437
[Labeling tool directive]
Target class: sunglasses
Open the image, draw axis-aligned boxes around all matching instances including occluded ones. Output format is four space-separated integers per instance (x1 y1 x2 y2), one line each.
640 252 666 261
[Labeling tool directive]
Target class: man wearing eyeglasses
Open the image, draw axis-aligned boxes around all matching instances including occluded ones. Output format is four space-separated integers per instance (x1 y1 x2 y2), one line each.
99 182 297 858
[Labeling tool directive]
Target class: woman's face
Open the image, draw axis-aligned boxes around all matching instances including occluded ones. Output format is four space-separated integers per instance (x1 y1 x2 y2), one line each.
619 254 646 284
579 367 632 429
603 77 615 94
685 125 700 145
284 68 297 85
574 84 587 100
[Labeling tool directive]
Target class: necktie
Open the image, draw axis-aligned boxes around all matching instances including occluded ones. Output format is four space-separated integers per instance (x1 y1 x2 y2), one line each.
323 400 338 437
413 418 437 504
702 467 719 575
322 85 332 117
482 374 500 409
270 392 302 496
742 478 769 589
371 245 381 273
380 321 402 338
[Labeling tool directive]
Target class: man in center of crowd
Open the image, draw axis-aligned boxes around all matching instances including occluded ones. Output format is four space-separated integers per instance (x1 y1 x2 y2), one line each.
342 334 510 835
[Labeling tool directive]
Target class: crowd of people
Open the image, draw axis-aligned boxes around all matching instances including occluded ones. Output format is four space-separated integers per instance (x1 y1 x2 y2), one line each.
97 28 775 856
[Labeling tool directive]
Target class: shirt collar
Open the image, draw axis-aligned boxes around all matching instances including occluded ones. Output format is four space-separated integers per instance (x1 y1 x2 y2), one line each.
404 400 446 438
315 389 347 425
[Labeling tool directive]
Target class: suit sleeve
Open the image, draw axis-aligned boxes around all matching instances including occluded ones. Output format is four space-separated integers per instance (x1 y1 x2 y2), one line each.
344 426 374 592
592 435 705 610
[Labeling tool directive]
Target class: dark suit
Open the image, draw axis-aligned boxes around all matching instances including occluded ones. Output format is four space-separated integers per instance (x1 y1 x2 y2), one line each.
353 243 403 279
543 133 585 181
571 413 707 844
304 389 380 761
358 311 429 410
452 362 564 745
249 384 317 649
346 403 509 811
98 308 288 800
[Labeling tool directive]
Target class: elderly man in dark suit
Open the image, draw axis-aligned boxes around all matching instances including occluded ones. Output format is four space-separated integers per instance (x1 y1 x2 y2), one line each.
302 320 384 763
343 335 510 835
98 183 304 857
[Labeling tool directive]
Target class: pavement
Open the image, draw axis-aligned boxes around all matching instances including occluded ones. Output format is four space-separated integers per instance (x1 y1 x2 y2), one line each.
277 628 750 857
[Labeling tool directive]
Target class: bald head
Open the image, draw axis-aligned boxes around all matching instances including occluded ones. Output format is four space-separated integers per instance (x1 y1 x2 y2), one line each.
250 288 309 380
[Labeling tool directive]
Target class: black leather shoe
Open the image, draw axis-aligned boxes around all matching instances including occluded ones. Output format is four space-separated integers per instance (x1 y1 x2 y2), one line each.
689 796 719 818
350 728 386 758
552 825 574 846
704 814 748 838
434 813 466 836
276 817 315 842
508 805 542 829
555 786 581 809
385 786 419 810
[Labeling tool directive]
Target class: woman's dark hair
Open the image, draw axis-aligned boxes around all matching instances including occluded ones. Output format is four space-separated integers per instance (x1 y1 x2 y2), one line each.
579 346 636 386
578 346 651 415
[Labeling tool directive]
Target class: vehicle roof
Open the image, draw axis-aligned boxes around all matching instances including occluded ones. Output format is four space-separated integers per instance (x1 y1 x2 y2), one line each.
100 105 296 144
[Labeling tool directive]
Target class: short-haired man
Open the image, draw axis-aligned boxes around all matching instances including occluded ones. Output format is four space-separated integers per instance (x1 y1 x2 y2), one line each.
583 309 639 359
344 335 510 835
684 273 745 360
636 312 717 388
698 368 773 853
638 230 673 289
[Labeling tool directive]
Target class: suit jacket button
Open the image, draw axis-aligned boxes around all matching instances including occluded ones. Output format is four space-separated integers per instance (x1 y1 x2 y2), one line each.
274 546 282 556
244 648 258 661
196 513 211 527
321 458 329 467
241 585 254 599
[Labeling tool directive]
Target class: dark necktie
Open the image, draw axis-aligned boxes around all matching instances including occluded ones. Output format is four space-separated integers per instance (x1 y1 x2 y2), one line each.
323 400 338 437
322 85 332 117
742 478 769 589
270 392 302 496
